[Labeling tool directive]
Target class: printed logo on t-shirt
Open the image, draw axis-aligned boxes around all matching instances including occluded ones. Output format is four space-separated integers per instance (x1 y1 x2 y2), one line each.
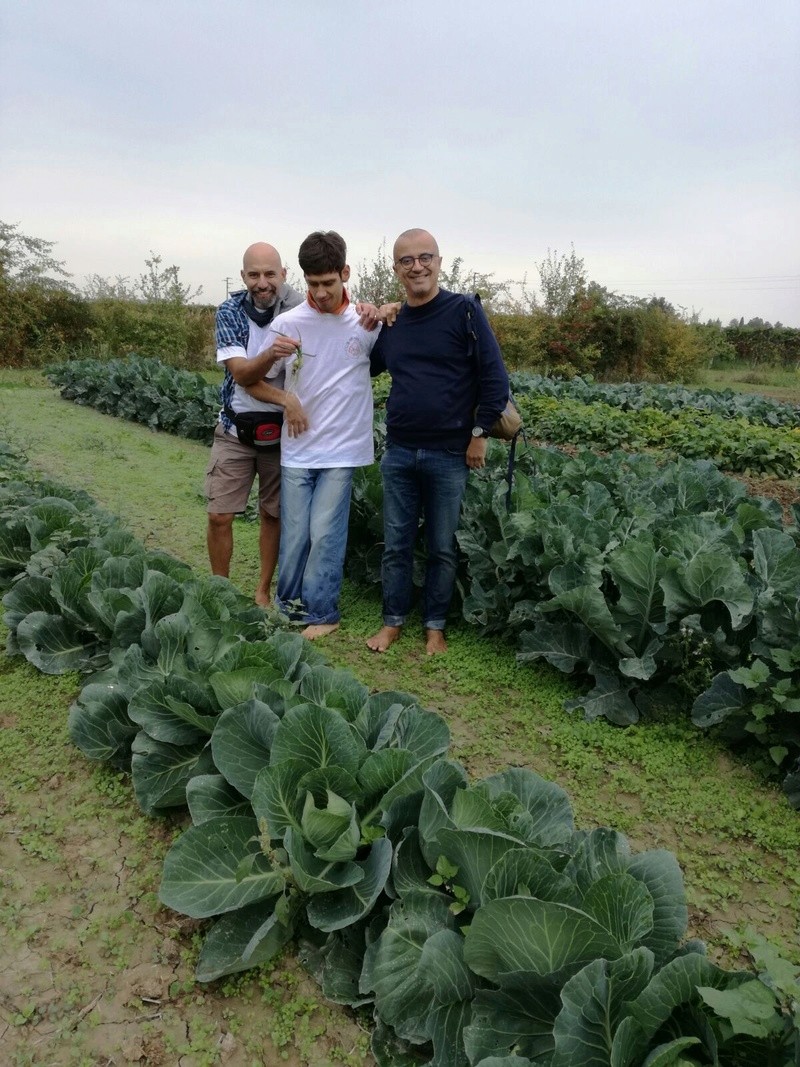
345 335 366 358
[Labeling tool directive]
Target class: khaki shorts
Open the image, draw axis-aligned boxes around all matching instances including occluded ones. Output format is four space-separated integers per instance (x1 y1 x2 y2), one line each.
205 423 281 517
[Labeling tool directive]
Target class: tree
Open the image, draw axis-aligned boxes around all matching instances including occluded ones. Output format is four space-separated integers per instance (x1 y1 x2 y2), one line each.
135 251 203 304
536 244 586 316
0 220 74 291
438 256 513 313
82 274 137 300
0 221 89 365
351 240 404 305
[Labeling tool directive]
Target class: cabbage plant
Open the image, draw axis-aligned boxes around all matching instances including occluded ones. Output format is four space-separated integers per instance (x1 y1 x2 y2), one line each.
159 677 450 982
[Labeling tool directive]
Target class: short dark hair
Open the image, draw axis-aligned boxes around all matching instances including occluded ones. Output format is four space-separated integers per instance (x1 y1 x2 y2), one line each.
298 231 347 275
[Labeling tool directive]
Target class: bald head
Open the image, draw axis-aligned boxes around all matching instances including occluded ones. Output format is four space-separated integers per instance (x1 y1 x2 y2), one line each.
242 242 282 272
392 228 442 306
240 243 286 309
393 229 439 261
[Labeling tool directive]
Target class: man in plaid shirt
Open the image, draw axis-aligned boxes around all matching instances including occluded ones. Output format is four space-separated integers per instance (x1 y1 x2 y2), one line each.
206 242 303 605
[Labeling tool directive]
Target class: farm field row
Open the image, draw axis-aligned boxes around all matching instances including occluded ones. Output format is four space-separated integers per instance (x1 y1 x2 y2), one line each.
46 357 800 479
1 376 799 1066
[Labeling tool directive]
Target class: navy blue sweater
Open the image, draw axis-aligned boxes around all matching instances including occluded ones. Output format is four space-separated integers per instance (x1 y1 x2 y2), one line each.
370 289 509 451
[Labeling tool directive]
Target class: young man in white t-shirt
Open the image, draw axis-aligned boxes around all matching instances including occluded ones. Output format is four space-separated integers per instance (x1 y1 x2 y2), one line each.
246 231 382 639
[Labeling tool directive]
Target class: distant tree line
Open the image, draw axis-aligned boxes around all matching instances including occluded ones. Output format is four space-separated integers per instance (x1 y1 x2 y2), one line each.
0 221 213 368
1 220 797 380
352 241 800 379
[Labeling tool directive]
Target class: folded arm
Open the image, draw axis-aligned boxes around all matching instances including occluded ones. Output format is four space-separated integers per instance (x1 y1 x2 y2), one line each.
245 380 309 437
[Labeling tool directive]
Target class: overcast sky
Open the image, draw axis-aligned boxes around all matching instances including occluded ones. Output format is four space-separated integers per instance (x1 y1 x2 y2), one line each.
2 0 799 325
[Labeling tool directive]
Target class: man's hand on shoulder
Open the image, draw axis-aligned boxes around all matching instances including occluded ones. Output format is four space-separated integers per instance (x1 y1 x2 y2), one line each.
355 301 402 330
355 302 381 331
379 301 402 326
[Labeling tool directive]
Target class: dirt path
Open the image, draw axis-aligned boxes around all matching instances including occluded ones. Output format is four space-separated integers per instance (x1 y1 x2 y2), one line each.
0 654 371 1067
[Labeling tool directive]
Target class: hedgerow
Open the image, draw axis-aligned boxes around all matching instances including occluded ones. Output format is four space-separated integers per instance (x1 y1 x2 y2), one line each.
2 443 799 1066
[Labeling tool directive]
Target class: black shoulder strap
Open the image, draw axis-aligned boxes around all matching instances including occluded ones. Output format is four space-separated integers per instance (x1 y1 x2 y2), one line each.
465 291 523 513
464 292 481 367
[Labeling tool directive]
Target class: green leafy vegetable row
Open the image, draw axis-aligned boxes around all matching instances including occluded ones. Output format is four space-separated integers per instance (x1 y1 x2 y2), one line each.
3 444 799 1065
452 445 800 806
47 356 800 477
46 355 218 443
509 372 800 429
516 395 800 478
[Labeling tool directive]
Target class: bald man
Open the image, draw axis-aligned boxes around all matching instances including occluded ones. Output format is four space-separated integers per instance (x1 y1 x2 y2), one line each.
205 243 304 605
367 228 509 655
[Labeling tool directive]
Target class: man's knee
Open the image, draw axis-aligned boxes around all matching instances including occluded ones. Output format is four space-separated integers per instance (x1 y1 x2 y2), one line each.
208 512 235 532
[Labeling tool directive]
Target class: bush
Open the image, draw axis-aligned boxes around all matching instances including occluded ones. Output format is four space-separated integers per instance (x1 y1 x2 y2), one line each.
86 299 215 368
486 312 548 370
724 325 800 368
0 282 95 366
0 292 216 371
488 291 710 383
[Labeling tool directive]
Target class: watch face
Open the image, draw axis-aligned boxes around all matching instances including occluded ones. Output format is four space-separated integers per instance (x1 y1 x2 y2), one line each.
472 426 483 437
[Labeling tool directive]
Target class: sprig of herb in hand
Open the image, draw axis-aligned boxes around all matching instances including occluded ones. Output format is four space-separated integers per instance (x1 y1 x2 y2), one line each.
275 331 303 392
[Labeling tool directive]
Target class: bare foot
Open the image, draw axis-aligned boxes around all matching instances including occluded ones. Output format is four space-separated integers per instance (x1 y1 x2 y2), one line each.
366 625 402 652
255 590 271 607
301 622 340 640
425 629 448 655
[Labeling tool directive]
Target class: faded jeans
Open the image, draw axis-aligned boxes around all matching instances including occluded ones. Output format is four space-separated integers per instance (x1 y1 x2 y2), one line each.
380 444 469 631
276 466 355 625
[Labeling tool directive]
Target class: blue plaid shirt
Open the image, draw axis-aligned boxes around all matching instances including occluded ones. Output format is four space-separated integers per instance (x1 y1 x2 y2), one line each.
216 285 303 431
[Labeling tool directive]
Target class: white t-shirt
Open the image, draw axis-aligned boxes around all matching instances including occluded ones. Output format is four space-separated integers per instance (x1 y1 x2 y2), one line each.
217 320 285 433
266 299 380 469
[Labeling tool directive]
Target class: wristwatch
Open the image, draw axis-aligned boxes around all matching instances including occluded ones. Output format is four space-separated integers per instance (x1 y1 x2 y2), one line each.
471 425 489 439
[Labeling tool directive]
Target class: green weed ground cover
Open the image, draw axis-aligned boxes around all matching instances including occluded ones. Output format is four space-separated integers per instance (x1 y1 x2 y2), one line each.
1 372 799 1061
699 363 800 405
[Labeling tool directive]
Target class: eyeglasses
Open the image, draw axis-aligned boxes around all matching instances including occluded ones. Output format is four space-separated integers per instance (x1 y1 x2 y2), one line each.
395 253 437 269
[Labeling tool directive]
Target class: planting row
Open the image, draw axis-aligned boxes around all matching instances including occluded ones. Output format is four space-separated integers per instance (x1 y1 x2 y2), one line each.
46 354 219 443
514 396 800 479
348 443 800 806
509 373 800 429
36 359 800 801
2 443 799 1065
46 356 800 476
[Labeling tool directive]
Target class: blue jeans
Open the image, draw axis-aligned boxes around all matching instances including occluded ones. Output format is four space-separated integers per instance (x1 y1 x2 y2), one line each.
380 444 469 631
276 466 355 625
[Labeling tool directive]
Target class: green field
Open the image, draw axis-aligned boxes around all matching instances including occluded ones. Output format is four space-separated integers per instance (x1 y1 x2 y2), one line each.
1 372 799 1066
699 361 800 404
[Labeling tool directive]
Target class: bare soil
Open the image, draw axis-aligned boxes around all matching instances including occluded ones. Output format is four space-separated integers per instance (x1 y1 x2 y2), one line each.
0 660 370 1067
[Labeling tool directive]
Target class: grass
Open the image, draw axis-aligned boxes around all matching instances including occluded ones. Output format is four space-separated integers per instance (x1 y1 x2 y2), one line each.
1 368 799 1060
698 361 800 403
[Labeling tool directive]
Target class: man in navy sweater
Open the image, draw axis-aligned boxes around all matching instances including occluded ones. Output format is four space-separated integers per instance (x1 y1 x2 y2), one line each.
367 228 509 655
